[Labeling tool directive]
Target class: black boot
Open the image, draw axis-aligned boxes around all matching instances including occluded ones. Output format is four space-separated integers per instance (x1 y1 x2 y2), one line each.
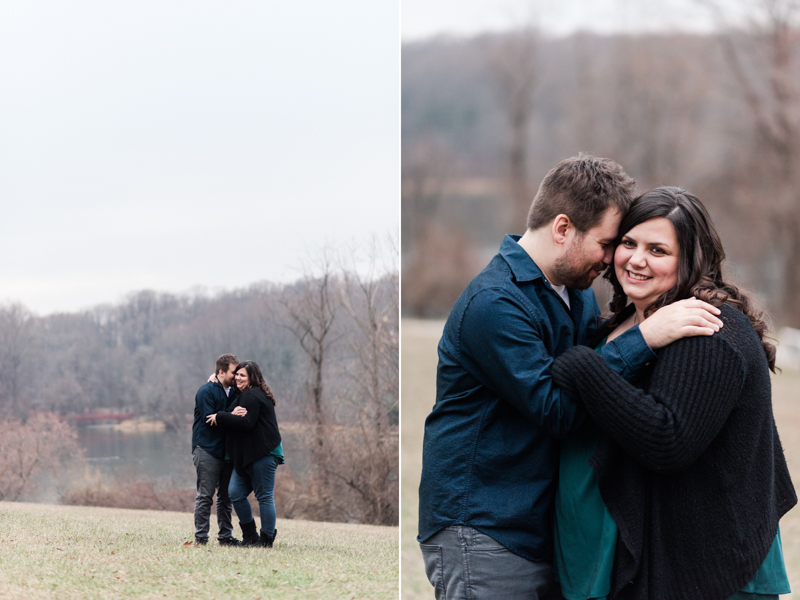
218 536 242 547
239 520 262 547
260 528 277 548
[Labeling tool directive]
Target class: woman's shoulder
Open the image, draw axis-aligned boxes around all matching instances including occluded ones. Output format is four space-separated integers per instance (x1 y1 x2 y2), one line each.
241 387 269 403
716 302 769 358
662 303 758 363
718 301 749 324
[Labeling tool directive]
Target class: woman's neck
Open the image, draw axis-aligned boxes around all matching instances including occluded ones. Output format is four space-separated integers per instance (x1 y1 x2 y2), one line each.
632 304 646 326
607 304 646 342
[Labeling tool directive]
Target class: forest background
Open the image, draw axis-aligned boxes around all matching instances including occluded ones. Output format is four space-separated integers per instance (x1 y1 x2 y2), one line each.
0 241 399 527
402 0 800 333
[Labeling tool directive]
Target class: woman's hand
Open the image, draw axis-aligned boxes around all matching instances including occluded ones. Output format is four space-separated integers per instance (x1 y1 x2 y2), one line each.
639 297 723 349
207 373 218 383
206 413 217 426
231 406 247 417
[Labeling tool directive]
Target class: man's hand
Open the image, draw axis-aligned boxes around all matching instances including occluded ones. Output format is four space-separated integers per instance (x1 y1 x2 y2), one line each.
639 297 723 350
205 413 217 426
231 406 247 417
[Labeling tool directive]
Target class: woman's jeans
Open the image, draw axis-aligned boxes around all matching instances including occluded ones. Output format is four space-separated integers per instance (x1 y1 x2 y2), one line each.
229 454 278 536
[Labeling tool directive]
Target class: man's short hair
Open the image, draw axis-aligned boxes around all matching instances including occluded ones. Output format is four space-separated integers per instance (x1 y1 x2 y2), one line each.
526 154 636 233
215 353 239 375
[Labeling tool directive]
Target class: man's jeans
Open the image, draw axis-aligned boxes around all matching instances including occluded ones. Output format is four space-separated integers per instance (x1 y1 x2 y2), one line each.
229 454 279 536
192 446 234 542
419 526 553 600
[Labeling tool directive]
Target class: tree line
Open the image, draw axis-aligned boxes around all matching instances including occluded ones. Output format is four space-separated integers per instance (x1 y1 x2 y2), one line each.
402 0 800 326
0 241 399 525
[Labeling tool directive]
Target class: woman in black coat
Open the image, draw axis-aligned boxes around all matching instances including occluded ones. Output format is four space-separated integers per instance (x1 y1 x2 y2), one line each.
207 360 282 547
550 188 796 600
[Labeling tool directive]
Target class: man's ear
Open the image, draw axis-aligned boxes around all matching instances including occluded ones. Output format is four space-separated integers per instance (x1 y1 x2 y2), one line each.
551 214 572 244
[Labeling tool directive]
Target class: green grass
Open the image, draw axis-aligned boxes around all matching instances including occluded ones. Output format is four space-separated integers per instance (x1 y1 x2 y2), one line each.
0 502 398 599
400 318 800 600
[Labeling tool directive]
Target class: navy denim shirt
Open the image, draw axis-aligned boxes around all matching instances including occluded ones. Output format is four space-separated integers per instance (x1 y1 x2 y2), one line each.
418 235 655 561
192 381 236 459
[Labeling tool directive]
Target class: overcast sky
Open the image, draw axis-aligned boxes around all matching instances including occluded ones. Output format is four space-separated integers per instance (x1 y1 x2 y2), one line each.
0 1 399 315
402 0 746 40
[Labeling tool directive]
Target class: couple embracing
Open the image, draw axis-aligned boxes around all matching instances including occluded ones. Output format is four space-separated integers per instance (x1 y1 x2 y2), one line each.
191 354 283 548
418 155 796 600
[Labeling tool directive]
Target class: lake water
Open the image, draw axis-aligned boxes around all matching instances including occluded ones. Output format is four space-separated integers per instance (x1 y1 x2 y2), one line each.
76 423 308 489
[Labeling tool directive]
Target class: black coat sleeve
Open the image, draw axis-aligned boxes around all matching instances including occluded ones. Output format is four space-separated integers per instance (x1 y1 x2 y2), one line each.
551 333 745 473
215 390 262 431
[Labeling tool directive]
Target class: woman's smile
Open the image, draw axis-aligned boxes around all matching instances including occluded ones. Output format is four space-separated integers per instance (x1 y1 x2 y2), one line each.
235 369 250 390
625 270 652 281
614 217 680 312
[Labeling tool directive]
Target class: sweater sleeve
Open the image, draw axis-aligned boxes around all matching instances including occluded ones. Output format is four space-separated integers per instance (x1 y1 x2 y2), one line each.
215 391 262 431
551 333 745 473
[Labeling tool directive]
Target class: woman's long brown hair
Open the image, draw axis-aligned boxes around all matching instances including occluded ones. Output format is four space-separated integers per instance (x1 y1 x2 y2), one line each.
605 186 777 372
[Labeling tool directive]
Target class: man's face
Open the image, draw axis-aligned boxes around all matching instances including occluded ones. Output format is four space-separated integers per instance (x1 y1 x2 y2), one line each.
218 362 238 387
552 207 621 290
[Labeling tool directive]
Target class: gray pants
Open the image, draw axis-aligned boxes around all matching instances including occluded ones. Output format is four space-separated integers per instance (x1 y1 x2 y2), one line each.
192 446 234 542
419 526 553 600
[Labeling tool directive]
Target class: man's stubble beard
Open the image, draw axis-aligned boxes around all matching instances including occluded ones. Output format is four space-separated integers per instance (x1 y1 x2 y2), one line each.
551 244 606 291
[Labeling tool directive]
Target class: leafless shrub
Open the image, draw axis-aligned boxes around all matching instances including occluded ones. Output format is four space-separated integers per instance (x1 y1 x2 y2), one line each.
402 224 481 318
0 412 85 502
62 471 195 512
319 424 399 525
269 425 398 526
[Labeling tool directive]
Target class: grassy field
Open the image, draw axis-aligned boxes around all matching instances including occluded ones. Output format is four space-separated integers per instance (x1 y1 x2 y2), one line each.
0 502 398 599
401 318 800 600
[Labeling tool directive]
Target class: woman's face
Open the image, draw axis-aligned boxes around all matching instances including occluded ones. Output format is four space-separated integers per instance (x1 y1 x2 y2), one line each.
614 217 680 310
235 367 250 391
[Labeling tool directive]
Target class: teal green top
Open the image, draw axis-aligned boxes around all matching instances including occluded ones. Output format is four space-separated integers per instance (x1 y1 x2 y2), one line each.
269 441 285 465
553 342 790 600
553 419 617 599
226 442 284 464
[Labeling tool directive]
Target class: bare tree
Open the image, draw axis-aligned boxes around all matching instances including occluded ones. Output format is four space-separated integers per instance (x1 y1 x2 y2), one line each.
0 304 36 415
331 238 399 524
401 136 480 318
0 412 85 501
488 25 540 229
339 236 399 429
401 137 449 248
279 249 339 448
701 0 800 324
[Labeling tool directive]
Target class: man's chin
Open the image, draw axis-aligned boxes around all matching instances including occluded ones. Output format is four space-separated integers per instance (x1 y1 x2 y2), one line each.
566 271 604 290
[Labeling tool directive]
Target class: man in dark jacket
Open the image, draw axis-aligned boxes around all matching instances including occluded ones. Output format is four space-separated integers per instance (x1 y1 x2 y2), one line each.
191 353 239 546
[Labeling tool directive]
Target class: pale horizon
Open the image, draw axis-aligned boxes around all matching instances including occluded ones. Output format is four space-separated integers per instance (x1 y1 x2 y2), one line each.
0 0 399 316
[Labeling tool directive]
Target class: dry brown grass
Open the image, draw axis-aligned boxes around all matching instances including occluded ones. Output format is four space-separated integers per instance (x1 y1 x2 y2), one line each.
0 501 398 599
400 318 800 599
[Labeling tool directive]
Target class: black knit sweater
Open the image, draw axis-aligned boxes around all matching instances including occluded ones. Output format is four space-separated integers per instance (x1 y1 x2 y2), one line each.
551 304 796 600
215 387 281 476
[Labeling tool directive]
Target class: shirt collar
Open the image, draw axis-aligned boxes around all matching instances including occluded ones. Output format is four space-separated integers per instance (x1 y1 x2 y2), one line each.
499 234 546 283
